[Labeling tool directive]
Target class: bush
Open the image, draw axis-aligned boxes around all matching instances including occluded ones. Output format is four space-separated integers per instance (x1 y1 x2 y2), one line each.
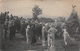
39 17 54 23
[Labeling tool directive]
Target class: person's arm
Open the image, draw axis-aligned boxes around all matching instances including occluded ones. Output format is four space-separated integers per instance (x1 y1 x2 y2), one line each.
67 33 70 38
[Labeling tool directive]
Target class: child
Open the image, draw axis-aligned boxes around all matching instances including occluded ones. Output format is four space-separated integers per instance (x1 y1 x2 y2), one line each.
63 28 70 45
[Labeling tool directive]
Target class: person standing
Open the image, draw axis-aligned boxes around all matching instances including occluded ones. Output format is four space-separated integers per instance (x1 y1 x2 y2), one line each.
9 20 16 41
4 19 8 39
26 25 30 44
42 23 49 46
8 20 12 38
48 24 57 51
22 21 26 37
42 25 46 46
12 21 16 38
63 28 70 45
22 21 26 41
30 22 36 45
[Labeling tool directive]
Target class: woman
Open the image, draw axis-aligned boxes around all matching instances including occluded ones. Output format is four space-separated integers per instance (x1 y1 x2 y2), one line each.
26 25 30 44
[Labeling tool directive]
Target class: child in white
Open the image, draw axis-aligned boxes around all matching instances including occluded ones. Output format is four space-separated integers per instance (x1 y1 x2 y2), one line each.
63 29 70 45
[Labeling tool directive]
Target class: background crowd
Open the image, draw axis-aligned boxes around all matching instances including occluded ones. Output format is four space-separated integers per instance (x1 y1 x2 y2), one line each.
0 11 65 44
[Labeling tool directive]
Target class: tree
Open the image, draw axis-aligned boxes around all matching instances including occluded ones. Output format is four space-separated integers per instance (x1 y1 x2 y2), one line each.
66 6 79 34
57 17 65 22
32 5 42 21
39 17 54 23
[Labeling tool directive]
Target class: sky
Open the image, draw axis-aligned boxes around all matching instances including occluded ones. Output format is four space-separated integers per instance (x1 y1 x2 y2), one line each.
0 0 80 19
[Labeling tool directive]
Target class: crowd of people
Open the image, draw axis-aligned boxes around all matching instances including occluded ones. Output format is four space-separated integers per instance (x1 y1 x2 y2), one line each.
0 12 73 50
0 11 43 44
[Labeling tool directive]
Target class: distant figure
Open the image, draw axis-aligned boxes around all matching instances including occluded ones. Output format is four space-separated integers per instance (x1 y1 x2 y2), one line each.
4 19 8 39
42 23 49 46
26 25 30 44
42 25 46 46
21 21 26 39
30 22 36 45
7 20 12 39
9 20 16 41
63 28 70 45
12 21 16 38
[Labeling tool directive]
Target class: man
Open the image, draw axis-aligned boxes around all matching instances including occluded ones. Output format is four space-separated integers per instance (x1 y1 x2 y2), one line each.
63 28 70 45
8 20 12 37
9 20 16 41
21 21 26 40
48 24 57 51
42 23 49 46
12 21 16 38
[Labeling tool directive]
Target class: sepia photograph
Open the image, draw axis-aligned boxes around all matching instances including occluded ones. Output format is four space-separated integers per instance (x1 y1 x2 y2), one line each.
0 0 80 51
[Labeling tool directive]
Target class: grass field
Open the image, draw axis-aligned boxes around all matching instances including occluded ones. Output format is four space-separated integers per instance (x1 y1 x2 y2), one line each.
1 33 80 51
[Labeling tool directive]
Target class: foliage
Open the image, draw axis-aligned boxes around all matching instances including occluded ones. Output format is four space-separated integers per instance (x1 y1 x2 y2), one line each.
66 8 79 34
39 17 54 23
32 5 42 20
57 17 65 22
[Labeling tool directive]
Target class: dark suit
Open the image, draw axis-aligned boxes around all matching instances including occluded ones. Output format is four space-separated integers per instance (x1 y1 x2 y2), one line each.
10 24 16 40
